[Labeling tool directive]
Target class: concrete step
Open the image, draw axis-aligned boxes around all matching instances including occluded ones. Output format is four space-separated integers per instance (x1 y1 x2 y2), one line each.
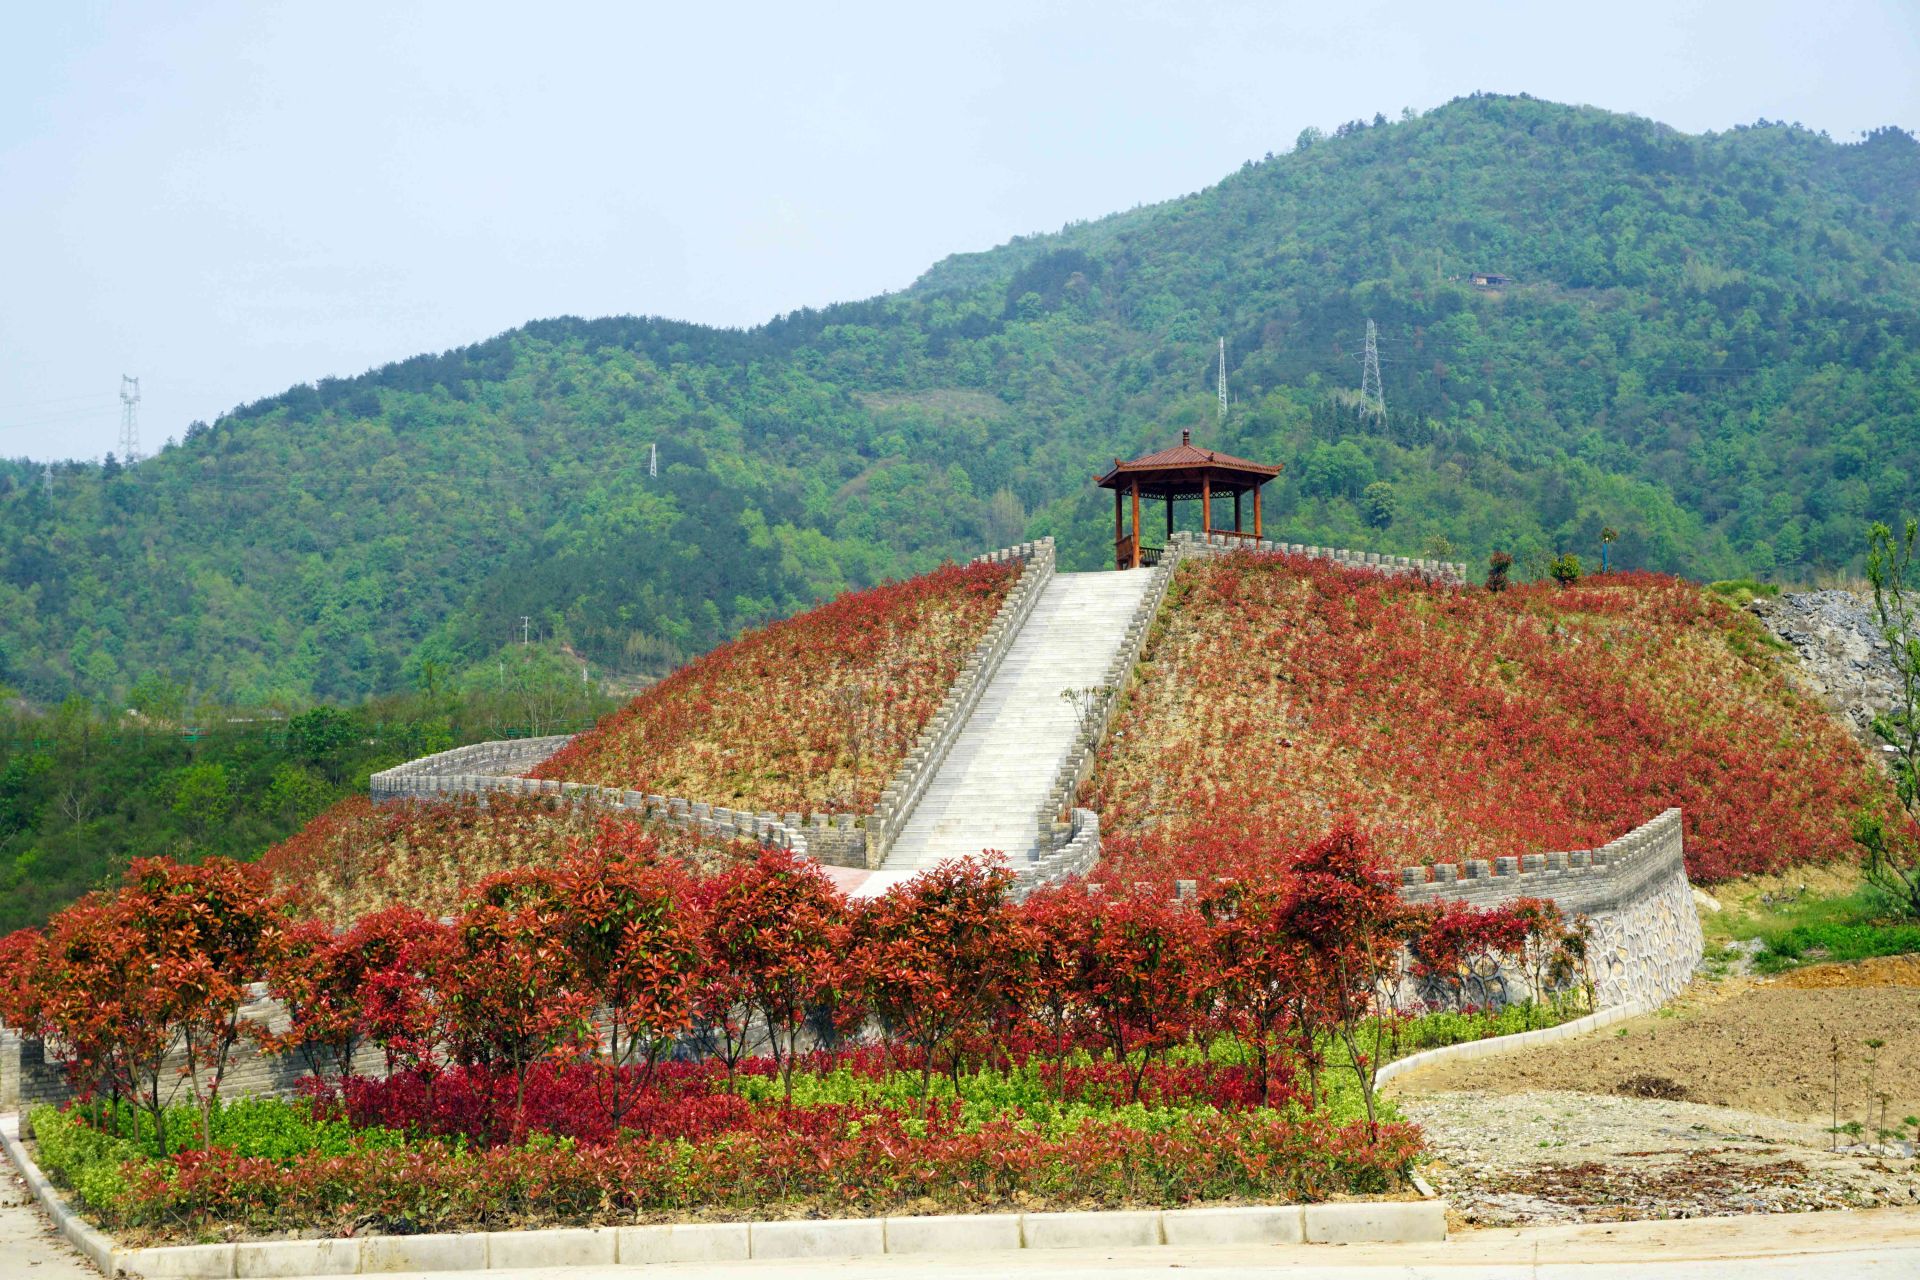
880 570 1153 874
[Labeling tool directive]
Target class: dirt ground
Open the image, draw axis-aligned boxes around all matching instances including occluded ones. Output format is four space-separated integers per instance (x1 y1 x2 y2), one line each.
1387 959 1920 1225
1391 969 1920 1126
1400 1088 1920 1227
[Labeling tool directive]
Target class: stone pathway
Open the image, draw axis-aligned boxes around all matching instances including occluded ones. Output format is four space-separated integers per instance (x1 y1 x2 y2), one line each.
842 570 1153 897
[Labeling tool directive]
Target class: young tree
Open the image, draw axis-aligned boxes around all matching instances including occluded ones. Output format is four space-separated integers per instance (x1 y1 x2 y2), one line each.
116 859 293 1152
1856 518 1920 915
536 833 704 1128
265 905 452 1087
1011 884 1096 1098
444 871 594 1137
34 859 291 1154
1198 872 1318 1105
1486 550 1513 593
854 855 1021 1097
702 847 848 1102
1072 891 1202 1102
1277 825 1412 1133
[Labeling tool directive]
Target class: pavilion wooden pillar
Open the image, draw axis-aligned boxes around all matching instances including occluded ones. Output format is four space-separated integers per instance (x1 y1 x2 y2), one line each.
1130 479 1141 568
1165 494 1174 541
1114 487 1123 567
1233 490 1242 534
1253 483 1263 539
1201 476 1211 540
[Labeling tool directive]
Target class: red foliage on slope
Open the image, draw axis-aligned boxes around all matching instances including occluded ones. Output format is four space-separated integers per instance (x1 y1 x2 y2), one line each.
1090 554 1883 884
254 796 748 925
532 560 1017 813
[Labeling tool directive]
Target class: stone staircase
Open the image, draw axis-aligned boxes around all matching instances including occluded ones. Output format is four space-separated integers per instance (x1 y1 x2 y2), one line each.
879 571 1155 874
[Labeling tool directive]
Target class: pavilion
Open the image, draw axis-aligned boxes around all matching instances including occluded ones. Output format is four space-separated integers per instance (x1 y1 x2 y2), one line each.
1094 430 1284 569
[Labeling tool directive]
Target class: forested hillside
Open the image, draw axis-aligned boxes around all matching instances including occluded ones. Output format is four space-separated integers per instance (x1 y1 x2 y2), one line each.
3 93 1916 705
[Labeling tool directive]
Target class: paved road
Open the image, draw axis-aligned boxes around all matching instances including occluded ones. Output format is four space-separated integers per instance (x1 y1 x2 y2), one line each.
0 1168 94 1280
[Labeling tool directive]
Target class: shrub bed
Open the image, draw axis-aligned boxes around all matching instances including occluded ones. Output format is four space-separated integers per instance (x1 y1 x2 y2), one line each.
1091 554 1884 884
6 826 1588 1241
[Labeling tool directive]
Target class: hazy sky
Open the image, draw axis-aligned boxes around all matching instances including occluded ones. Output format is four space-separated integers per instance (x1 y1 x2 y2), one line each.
4 1 1916 462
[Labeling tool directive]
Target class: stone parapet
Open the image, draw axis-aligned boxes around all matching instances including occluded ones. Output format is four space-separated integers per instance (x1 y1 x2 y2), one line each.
1166 529 1468 583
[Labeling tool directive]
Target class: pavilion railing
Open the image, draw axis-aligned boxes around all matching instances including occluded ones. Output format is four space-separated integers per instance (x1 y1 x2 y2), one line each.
1114 535 1165 569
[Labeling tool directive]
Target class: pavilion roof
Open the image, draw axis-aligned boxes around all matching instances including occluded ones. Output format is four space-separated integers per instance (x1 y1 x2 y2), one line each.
1094 430 1283 490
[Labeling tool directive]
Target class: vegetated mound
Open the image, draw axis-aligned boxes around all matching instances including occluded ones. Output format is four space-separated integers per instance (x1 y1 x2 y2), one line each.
255 795 750 924
1090 553 1883 885
533 559 1016 813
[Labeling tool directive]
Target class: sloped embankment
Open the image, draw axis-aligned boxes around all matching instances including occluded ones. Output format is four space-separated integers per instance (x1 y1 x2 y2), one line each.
1088 554 1883 885
532 560 1016 814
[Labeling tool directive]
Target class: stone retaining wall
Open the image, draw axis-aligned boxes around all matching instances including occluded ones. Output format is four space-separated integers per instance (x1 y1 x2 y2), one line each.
1400 808 1702 1010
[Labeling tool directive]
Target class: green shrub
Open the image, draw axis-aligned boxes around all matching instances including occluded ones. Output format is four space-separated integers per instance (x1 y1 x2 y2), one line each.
90 1096 405 1160
29 1105 147 1219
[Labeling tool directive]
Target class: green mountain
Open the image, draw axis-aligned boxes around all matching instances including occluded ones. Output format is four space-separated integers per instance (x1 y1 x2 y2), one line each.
4 93 1918 706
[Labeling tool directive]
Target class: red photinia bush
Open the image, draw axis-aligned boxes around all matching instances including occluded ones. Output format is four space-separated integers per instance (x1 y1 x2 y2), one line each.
24 859 293 1156
534 559 1017 813
700 847 852 1100
111 1106 1422 1234
849 855 1024 1093
1091 553 1884 884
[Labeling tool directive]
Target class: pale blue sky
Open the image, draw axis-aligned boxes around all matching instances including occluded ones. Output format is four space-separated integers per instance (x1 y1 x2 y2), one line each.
3 0 1916 461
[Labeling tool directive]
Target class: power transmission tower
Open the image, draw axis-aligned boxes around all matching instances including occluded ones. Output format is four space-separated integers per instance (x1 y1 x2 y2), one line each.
1216 338 1228 421
43 461 53 498
1358 320 1387 427
119 375 141 463
649 442 658 478
520 616 532 647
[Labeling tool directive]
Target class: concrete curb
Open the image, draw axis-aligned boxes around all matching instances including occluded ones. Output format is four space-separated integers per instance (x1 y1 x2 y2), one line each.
0 1117 1450 1274
1375 999 1651 1089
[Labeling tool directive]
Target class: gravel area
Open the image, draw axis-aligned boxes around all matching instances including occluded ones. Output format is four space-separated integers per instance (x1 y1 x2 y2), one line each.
1402 1088 1920 1227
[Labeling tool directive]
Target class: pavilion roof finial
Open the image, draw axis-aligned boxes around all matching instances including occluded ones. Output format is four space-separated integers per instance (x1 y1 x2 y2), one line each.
1181 428 1191 446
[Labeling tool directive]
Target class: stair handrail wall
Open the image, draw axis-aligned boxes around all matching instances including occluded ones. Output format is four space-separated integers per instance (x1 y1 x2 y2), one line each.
1029 545 1184 865
867 539 1056 866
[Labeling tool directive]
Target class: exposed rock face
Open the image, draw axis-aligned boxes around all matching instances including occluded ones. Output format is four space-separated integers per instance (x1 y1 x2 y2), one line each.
1749 590 1901 742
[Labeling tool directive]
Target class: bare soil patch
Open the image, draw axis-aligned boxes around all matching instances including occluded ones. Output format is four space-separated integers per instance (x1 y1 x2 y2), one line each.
1402 1089 1920 1227
1389 977 1920 1125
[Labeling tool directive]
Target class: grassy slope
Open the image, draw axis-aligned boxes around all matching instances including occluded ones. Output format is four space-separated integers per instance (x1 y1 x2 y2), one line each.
1089 555 1885 884
255 795 748 925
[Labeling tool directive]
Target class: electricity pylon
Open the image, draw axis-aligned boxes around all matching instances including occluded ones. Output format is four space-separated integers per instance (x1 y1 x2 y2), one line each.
1358 320 1386 427
119 375 141 463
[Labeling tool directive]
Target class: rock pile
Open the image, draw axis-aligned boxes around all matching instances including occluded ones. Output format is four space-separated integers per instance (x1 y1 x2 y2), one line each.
1749 589 1900 741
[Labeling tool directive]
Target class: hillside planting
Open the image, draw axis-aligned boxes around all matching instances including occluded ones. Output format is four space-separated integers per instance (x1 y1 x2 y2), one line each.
1090 553 1883 885
532 559 1017 813
254 797 749 925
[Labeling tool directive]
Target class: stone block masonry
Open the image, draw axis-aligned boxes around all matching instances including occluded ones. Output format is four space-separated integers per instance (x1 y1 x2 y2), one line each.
1395 808 1702 1009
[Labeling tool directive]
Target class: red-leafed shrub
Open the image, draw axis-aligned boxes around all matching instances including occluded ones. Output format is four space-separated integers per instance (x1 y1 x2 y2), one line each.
533 559 1018 813
1092 553 1884 884
111 1107 1422 1235
850 855 1024 1091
